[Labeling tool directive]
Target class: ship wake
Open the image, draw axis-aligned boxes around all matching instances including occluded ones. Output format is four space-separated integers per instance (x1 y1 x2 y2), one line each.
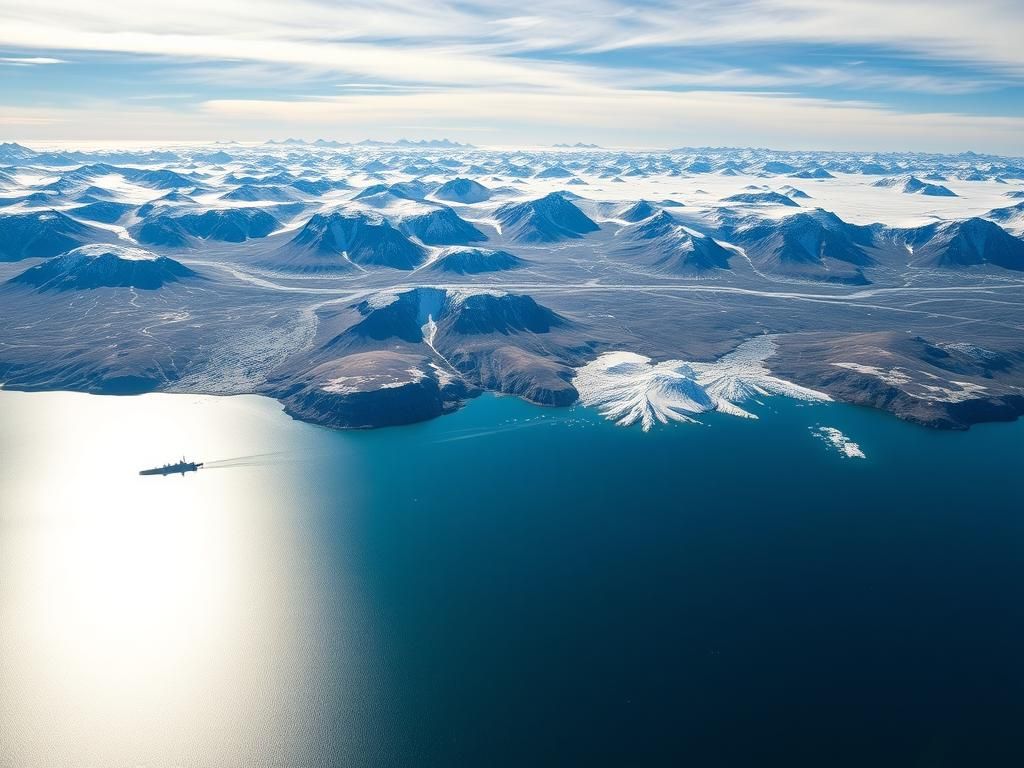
202 452 290 469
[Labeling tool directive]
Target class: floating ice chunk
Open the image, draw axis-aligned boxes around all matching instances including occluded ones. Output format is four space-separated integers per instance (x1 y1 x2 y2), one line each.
811 426 866 458
573 336 830 431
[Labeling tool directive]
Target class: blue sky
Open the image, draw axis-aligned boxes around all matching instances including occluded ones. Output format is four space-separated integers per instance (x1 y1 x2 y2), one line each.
1 0 1023 152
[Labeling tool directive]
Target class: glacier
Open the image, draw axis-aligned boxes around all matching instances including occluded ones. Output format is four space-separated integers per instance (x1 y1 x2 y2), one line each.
573 335 831 430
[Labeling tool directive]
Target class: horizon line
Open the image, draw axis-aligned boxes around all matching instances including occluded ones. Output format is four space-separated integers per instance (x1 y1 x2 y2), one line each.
5 138 1023 160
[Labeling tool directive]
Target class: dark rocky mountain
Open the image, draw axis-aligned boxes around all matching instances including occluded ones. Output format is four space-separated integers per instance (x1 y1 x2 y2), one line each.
791 167 835 179
533 166 574 179
67 201 135 224
136 191 196 217
903 218 1024 271
7 244 197 291
0 210 111 261
75 185 119 201
290 178 349 195
619 200 658 222
275 210 426 271
132 208 281 245
722 191 801 206
441 291 566 336
353 180 433 201
220 184 297 202
0 192 59 208
0 141 37 163
495 192 600 243
761 161 799 174
985 200 1024 227
399 207 486 245
426 248 525 274
121 168 196 189
330 288 566 348
872 175 957 196
433 178 491 203
619 211 733 272
730 209 876 284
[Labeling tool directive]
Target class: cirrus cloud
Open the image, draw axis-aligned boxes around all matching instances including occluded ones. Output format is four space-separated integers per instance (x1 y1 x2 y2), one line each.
0 0 1021 150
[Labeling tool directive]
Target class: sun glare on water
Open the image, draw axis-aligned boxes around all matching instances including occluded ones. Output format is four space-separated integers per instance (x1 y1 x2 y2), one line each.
0 392 337 766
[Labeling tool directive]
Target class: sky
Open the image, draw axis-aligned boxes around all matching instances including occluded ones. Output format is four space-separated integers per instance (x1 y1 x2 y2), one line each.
1 0 1023 153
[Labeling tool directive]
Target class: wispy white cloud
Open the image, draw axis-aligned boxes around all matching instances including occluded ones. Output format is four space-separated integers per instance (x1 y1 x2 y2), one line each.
0 0 1021 149
628 65 1006 95
9 87 1021 153
0 56 66 65
0 17 590 89
573 0 1024 75
2 1 1021 82
0 106 66 124
196 89 1024 152
124 93 197 101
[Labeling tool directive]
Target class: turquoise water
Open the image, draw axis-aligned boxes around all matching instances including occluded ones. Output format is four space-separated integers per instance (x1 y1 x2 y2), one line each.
1 390 1022 766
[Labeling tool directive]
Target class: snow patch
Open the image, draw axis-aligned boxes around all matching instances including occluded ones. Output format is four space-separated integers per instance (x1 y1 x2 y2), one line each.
321 367 426 395
69 243 158 261
832 361 988 402
444 288 508 306
364 291 399 310
832 361 913 386
917 380 989 403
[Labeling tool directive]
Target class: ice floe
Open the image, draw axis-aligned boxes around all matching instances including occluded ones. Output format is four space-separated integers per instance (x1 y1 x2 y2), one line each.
811 426 866 458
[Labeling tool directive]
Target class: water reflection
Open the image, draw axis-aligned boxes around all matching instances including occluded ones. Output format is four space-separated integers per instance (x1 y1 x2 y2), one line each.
0 392 340 767
4 389 1023 766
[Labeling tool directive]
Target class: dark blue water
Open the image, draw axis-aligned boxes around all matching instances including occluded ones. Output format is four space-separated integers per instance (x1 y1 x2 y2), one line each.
1 391 1022 767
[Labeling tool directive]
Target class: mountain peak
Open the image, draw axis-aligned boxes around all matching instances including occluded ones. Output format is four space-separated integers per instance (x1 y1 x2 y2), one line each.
495 192 599 243
8 244 197 291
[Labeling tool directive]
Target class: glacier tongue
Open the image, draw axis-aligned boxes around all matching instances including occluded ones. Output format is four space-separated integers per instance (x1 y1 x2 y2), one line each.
572 351 715 430
573 336 830 431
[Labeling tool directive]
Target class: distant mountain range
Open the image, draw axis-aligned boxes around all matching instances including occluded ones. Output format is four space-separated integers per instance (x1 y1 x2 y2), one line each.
265 138 474 148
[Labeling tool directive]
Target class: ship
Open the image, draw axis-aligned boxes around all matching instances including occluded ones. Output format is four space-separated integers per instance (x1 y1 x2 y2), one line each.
139 457 203 476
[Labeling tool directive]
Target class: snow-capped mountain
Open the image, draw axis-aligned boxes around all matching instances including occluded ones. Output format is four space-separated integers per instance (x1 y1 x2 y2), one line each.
495 192 600 243
8 244 197 291
903 218 1024 270
131 208 281 245
399 206 487 246
872 175 957 197
433 178 492 203
618 211 734 273
0 210 114 261
277 210 427 270
426 248 525 274
730 209 877 283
